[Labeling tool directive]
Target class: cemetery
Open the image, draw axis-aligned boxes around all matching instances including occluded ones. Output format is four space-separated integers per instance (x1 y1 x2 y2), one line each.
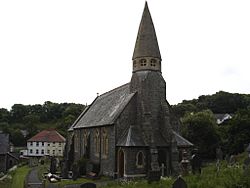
1 1 250 188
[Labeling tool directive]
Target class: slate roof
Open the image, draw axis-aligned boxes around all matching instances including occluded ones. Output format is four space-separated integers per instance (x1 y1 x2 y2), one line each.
173 131 193 147
0 133 10 154
132 2 161 60
74 83 135 128
28 129 66 142
117 126 146 146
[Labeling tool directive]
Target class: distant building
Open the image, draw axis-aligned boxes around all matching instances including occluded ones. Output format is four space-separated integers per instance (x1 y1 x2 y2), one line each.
27 129 66 157
214 113 232 125
0 133 19 173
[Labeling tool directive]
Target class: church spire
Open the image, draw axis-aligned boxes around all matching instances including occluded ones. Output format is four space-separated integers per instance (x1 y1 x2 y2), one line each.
132 2 161 73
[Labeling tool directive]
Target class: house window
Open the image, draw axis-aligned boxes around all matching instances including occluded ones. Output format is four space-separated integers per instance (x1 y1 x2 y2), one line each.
47 150 50 154
36 149 39 154
102 128 108 156
136 151 145 168
36 142 39 146
41 149 44 154
59 143 61 147
59 150 61 154
30 142 33 146
94 129 100 154
53 150 55 155
30 149 33 154
48 143 50 146
42 142 44 146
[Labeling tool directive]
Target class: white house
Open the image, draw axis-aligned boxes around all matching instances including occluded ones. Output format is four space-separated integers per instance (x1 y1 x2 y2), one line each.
27 129 66 157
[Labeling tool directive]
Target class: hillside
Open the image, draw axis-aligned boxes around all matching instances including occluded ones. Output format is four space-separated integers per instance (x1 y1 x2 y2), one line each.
0 101 86 146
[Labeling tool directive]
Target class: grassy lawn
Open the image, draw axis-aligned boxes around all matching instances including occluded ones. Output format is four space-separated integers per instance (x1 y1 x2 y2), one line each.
0 165 31 188
53 177 93 187
102 153 250 188
11 165 31 188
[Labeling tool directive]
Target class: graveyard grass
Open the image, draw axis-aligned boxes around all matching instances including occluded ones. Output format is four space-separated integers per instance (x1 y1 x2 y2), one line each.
0 165 30 188
103 152 250 188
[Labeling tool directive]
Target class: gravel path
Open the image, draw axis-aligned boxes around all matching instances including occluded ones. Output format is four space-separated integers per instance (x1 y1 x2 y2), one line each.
26 168 43 188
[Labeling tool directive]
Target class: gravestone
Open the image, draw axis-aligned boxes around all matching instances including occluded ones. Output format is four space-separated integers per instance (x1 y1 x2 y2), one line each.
80 182 96 188
72 163 79 181
215 159 220 176
61 160 68 179
225 154 230 165
229 155 236 166
172 176 187 188
50 157 57 174
180 150 190 175
243 158 250 175
216 148 223 161
191 154 201 174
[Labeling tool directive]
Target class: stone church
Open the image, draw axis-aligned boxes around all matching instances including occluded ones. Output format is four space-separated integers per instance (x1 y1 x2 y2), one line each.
66 2 193 178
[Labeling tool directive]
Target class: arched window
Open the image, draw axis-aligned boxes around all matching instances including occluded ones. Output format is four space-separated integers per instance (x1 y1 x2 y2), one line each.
83 130 89 147
94 129 100 154
102 128 108 157
136 151 145 168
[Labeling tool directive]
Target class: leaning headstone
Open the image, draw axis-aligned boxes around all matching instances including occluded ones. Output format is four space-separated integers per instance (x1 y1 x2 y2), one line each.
80 182 96 188
172 176 187 188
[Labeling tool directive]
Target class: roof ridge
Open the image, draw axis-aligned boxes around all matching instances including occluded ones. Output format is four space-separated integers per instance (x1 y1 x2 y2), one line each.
99 83 130 98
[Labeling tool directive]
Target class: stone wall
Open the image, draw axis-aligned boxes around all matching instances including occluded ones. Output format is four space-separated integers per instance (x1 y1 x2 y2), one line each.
123 147 148 177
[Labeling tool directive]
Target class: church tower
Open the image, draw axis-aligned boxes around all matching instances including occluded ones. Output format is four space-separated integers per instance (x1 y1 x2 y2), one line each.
130 2 171 145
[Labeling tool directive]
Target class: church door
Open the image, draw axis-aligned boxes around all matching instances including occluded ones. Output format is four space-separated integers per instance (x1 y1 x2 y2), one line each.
118 150 125 177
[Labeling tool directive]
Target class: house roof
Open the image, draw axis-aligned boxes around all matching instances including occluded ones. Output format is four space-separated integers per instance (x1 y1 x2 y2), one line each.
132 2 161 60
0 133 10 154
74 83 135 129
28 130 66 142
173 131 194 147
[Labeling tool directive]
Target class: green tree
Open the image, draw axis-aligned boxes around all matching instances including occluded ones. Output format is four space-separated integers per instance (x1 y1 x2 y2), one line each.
0 108 10 123
182 110 220 158
226 109 250 154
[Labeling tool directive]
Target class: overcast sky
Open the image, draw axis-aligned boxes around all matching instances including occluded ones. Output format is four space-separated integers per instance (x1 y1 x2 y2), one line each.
1 0 250 110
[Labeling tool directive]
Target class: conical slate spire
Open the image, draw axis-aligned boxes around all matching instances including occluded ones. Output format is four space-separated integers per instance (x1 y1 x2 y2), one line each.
132 2 161 60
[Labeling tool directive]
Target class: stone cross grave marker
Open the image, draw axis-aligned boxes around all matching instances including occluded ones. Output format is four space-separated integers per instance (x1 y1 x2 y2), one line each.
172 176 187 188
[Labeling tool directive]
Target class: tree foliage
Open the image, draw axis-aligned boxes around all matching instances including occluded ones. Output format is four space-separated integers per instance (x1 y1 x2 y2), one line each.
172 91 250 118
0 102 86 146
182 110 220 159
